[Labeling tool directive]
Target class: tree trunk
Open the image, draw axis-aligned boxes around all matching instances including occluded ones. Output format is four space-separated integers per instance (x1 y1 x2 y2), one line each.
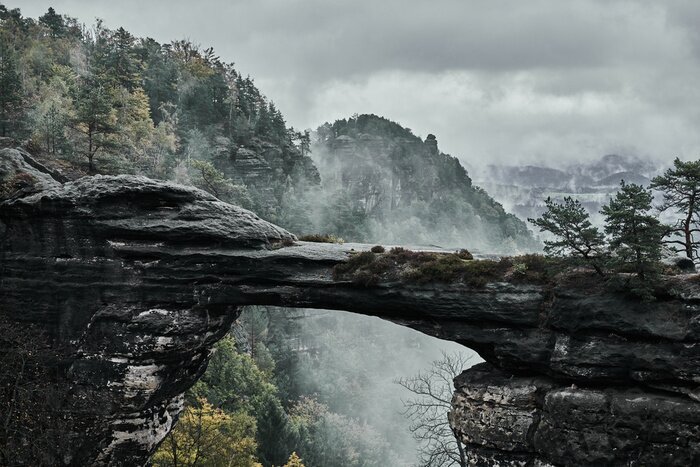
453 429 467 467
592 262 605 278
88 127 94 173
685 196 695 260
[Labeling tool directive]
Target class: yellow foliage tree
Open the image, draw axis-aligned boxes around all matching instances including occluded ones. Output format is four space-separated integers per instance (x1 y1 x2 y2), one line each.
152 397 261 467
282 452 306 467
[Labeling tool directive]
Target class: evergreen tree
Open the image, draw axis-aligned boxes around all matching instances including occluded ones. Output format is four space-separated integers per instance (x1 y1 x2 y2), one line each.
650 157 700 261
136 37 178 124
189 159 252 207
269 102 286 142
529 196 606 276
0 33 22 137
72 72 117 172
38 7 65 38
192 336 296 467
601 181 665 280
300 129 311 156
108 27 142 91
254 101 272 137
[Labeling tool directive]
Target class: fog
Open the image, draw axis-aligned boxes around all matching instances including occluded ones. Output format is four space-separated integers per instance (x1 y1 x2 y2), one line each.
19 0 700 168
243 307 479 465
304 139 521 253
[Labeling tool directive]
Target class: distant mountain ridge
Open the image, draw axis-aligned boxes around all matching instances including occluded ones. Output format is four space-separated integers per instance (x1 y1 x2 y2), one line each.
475 154 660 226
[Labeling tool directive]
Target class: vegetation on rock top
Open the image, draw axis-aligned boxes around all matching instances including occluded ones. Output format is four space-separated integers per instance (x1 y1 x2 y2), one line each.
332 247 564 288
530 165 700 299
297 234 344 244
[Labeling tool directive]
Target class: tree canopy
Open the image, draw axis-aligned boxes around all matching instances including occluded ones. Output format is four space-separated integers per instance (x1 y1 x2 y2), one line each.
650 158 700 261
601 181 664 280
528 196 606 276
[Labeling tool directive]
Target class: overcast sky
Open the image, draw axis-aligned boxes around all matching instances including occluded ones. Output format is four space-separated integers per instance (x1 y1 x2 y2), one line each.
16 0 700 168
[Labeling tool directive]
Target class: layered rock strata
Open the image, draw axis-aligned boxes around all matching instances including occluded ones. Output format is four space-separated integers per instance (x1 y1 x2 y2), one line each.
1 149 698 465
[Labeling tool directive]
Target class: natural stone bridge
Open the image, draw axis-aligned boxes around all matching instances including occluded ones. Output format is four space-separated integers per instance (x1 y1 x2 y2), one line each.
1 149 699 466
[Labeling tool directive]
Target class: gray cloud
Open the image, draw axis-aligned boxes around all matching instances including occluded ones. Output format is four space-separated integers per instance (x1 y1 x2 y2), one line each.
16 0 700 167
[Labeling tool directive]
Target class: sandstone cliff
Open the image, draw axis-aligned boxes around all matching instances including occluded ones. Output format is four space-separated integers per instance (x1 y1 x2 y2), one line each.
1 149 698 466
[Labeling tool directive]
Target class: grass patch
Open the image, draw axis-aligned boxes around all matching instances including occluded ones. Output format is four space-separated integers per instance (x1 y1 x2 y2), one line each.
333 251 377 278
298 233 345 244
332 248 568 288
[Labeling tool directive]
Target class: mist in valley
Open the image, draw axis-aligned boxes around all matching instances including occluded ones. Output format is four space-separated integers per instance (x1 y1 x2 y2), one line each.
239 307 478 466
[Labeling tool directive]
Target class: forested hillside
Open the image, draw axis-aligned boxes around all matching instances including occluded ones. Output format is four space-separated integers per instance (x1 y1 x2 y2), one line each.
0 4 318 224
313 115 538 252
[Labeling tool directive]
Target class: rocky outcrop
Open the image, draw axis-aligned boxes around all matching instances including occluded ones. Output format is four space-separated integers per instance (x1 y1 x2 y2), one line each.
1 148 699 465
220 138 320 216
450 364 700 466
313 114 537 251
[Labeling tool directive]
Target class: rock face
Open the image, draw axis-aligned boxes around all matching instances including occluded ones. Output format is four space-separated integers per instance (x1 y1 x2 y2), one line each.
1 148 699 466
451 364 700 466
220 138 320 218
313 114 538 252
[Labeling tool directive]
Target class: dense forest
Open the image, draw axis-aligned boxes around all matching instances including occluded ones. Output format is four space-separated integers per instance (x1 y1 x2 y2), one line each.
0 4 318 226
0 5 528 466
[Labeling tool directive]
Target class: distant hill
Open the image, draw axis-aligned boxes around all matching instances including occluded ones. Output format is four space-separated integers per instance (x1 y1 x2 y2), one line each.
595 171 650 187
310 114 539 253
475 154 660 227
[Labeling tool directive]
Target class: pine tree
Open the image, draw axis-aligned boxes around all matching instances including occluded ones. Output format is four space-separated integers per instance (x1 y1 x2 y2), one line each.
72 72 117 172
529 196 606 276
38 7 65 38
109 27 141 91
601 181 665 280
650 157 700 261
268 102 286 142
254 100 272 137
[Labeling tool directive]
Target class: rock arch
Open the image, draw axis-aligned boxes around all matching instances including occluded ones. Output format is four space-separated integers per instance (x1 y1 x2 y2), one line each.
1 149 699 465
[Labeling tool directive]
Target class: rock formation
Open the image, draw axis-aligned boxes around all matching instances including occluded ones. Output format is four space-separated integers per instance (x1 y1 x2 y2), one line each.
1 148 699 466
313 114 538 252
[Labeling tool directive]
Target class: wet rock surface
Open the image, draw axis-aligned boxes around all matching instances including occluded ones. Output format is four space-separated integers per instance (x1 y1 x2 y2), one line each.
1 150 699 465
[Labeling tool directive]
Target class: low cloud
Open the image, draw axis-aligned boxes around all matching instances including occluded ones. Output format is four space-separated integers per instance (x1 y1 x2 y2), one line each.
19 0 700 167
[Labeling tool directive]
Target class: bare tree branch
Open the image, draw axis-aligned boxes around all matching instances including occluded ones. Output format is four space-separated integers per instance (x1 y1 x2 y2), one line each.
395 351 472 467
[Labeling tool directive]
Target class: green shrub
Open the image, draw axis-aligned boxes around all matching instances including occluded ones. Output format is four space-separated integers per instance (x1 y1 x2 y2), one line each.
456 249 473 260
512 262 528 275
333 251 376 279
332 247 566 288
370 245 385 253
352 270 380 287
